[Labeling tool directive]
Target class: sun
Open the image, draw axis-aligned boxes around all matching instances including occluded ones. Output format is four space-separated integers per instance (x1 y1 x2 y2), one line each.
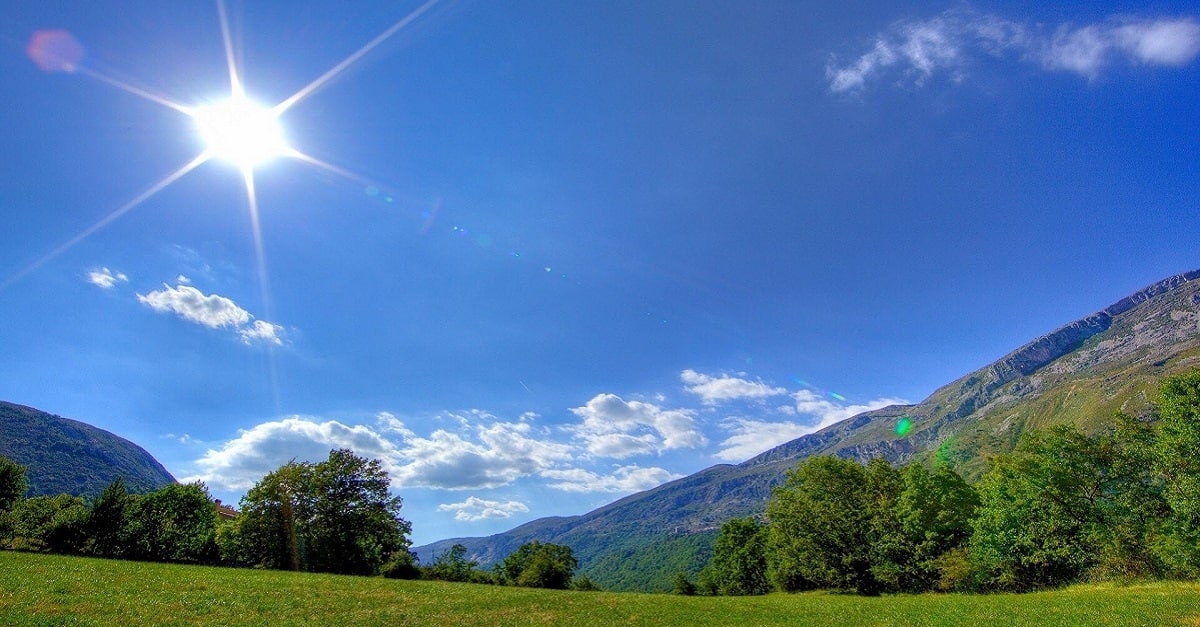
191 96 289 170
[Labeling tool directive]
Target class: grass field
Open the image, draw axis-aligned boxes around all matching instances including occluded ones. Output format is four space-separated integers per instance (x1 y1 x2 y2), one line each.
3 551 1200 626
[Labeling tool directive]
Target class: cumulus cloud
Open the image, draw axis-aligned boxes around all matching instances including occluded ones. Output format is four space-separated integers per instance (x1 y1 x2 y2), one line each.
570 393 707 458
189 412 581 494
137 282 284 345
437 496 530 522
87 267 128 289
185 417 404 491
680 369 788 405
541 465 681 493
828 9 1200 92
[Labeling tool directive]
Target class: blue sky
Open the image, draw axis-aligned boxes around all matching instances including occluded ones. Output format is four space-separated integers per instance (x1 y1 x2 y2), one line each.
1 0 1197 545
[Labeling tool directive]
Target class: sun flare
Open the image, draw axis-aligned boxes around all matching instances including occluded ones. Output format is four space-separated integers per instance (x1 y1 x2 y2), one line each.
190 96 288 169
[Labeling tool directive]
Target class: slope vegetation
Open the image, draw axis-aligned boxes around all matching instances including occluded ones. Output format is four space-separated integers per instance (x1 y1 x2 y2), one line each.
0 401 176 498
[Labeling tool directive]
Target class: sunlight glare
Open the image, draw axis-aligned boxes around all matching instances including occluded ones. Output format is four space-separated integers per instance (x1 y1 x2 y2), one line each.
191 97 288 169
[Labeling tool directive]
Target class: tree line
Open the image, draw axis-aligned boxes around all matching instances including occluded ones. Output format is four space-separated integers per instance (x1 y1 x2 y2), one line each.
0 447 588 590
683 370 1200 595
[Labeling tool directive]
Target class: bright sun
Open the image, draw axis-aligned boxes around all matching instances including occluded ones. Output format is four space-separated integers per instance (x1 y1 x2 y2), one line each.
190 96 288 169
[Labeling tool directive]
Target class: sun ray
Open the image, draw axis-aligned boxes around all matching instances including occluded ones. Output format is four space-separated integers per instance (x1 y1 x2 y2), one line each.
77 67 193 115
216 0 244 99
1 152 209 291
273 0 443 116
287 150 384 189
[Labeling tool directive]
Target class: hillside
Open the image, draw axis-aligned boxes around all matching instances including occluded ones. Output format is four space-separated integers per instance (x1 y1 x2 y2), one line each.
0 401 176 498
414 269 1200 591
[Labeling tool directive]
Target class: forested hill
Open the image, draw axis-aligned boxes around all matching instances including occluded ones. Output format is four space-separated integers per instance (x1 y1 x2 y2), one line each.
415 269 1200 591
0 401 176 498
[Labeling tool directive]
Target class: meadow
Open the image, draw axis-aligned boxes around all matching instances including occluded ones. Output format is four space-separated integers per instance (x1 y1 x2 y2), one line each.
2 552 1200 626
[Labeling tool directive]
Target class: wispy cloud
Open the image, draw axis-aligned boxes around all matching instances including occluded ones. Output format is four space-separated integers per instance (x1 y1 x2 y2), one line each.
828 9 1200 92
680 369 787 405
87 267 128 289
541 465 680 493
713 391 906 461
437 496 530 522
137 282 284 345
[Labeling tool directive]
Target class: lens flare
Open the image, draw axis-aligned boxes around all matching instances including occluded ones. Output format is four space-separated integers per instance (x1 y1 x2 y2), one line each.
895 416 912 436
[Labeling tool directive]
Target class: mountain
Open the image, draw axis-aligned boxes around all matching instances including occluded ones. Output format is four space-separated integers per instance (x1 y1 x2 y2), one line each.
0 401 177 498
414 269 1200 591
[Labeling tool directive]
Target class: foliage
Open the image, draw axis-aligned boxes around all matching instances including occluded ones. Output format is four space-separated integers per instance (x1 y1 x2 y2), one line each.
124 482 220 564
697 517 770 595
428 543 481 582
570 574 602 591
380 549 422 580
672 572 697 595
0 455 27 512
86 477 132 558
230 449 411 576
5 494 90 553
765 456 882 593
498 541 578 589
582 531 716 592
968 423 1164 591
6 551 1200 627
1151 370 1200 575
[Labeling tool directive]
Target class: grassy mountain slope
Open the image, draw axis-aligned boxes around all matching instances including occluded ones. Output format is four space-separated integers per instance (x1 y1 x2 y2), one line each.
0 401 176 498
416 270 1200 591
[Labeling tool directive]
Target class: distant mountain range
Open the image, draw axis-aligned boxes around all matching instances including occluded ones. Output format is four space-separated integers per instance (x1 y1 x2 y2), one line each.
414 269 1200 592
0 401 176 498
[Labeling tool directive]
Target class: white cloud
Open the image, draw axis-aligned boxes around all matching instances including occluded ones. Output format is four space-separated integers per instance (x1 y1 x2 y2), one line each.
238 319 284 346
541 465 680 493
680 369 787 405
137 282 284 345
87 267 128 289
570 393 706 458
437 496 530 522
715 418 814 462
791 390 907 433
829 10 1200 92
185 417 404 491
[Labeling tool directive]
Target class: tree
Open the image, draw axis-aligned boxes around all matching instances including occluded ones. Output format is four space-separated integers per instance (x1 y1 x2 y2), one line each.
498 541 578 589
232 449 411 576
672 572 697 595
125 482 220 563
1151 370 1200 575
429 543 480 582
697 517 770 595
87 477 133 558
766 455 884 594
887 463 979 591
5 494 89 553
968 424 1162 591
0 456 27 513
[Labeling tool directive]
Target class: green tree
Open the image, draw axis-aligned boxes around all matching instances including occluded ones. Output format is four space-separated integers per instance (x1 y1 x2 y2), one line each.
498 541 578 589
1151 370 1200 575
232 449 411 576
231 460 314 570
672 572 697 595
766 455 886 594
968 424 1161 591
429 543 480 582
0 456 27 513
125 482 220 563
6 494 89 553
306 449 411 575
697 517 770 595
87 477 133 558
888 463 979 591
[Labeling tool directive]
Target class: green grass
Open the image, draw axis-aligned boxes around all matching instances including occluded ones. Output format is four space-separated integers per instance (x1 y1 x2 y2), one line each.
3 552 1200 626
